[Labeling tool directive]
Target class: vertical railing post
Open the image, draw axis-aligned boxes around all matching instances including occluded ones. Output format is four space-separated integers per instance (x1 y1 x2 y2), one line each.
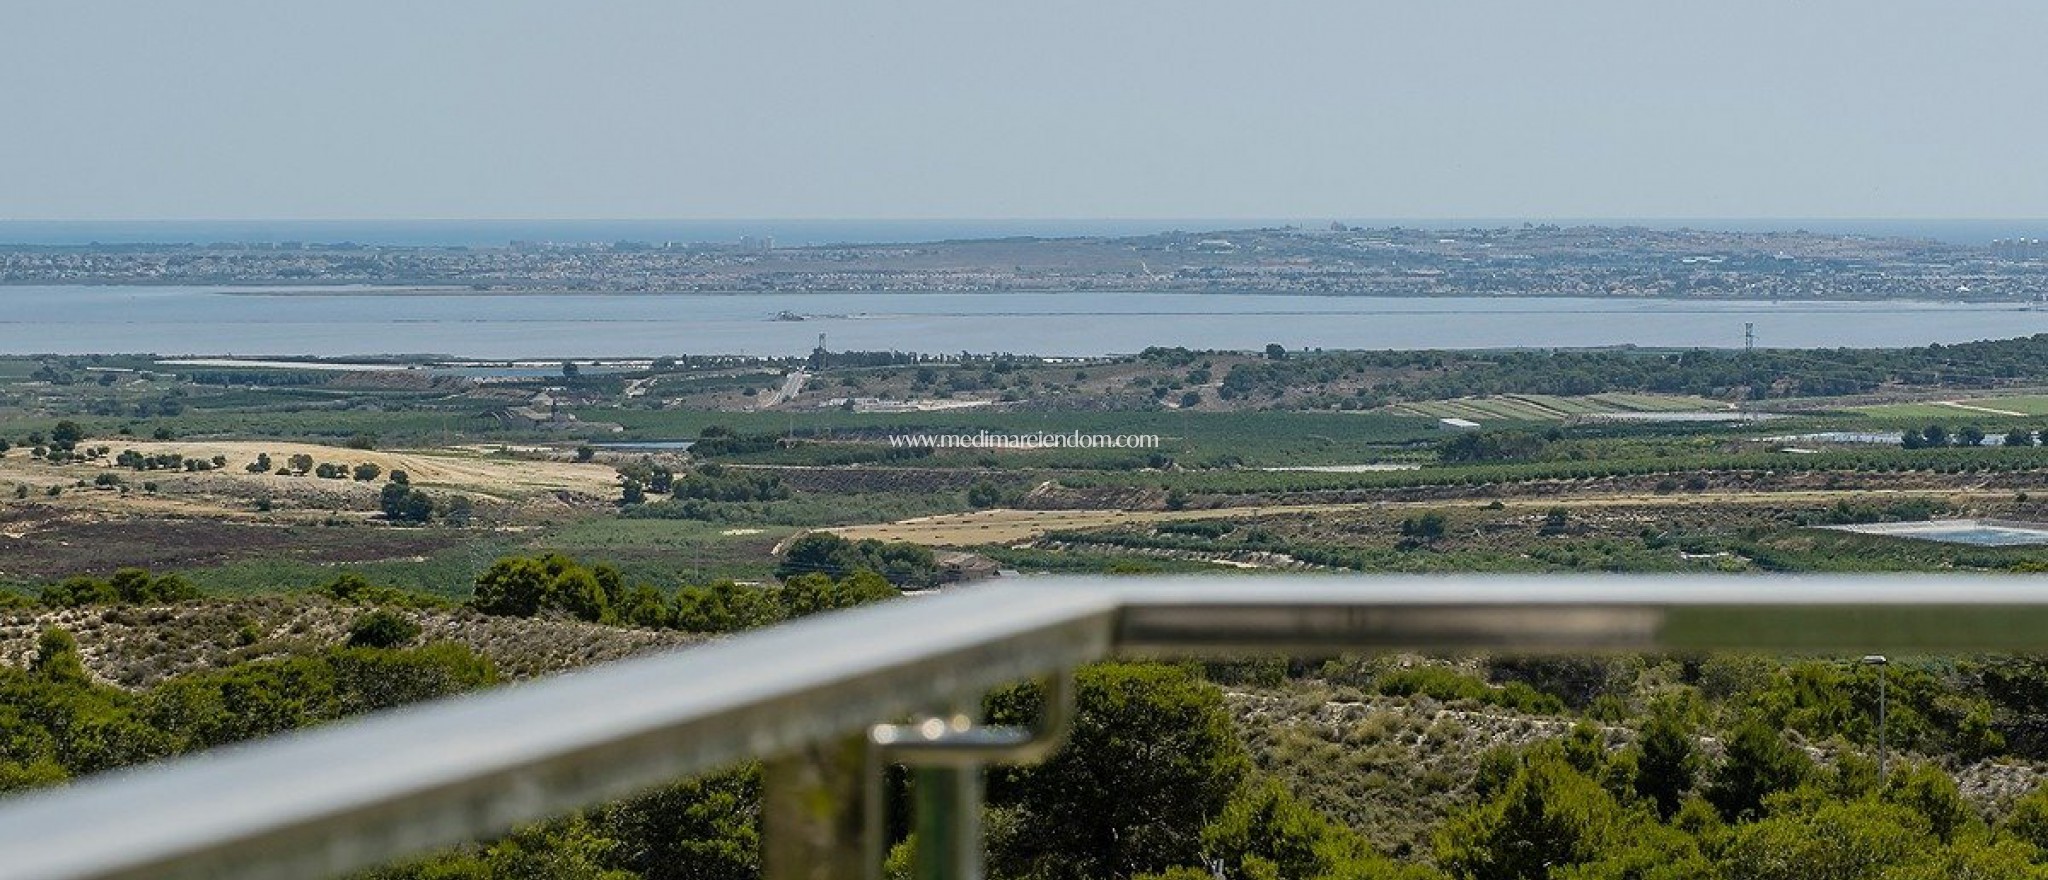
764 735 871 880
912 765 983 880
870 676 1074 880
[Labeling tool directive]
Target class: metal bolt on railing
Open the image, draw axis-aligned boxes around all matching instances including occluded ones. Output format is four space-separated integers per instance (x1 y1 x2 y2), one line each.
866 675 1076 880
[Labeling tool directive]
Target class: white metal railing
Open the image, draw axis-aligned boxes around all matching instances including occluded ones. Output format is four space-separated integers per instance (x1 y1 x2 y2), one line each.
5 575 2048 880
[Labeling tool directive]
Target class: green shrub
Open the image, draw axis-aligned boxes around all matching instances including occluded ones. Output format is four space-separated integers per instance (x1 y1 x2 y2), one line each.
346 610 422 649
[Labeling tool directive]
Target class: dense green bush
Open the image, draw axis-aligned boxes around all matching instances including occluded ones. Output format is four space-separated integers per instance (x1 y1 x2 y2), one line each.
466 552 898 633
986 664 1250 880
1438 431 1547 464
670 572 897 633
38 567 200 607
687 426 783 457
775 532 939 588
379 481 438 523
346 610 422 648
0 630 495 790
1375 666 1567 715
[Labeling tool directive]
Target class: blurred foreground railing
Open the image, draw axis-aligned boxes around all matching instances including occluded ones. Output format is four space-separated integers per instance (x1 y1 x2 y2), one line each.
8 575 2048 880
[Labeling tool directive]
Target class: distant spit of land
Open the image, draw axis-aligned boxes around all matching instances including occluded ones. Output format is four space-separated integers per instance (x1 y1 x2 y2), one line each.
6 224 2048 301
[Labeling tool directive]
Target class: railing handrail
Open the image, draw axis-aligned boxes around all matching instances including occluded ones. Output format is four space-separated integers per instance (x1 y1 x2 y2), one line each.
8 574 2048 880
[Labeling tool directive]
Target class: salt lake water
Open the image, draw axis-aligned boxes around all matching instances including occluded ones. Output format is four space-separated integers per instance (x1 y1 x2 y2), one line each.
1822 520 2048 547
8 286 2048 358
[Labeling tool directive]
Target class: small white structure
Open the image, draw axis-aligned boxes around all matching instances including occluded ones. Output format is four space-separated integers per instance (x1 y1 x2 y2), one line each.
1437 418 1482 432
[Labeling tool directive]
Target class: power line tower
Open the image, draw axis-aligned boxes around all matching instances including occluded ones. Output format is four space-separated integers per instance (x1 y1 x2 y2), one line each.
1744 322 1755 353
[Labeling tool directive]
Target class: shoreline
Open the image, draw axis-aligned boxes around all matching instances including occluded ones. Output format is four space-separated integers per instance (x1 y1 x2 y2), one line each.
0 281 2038 309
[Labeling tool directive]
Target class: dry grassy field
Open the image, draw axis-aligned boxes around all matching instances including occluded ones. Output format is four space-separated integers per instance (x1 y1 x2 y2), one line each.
95 440 618 496
0 439 620 520
0 440 628 580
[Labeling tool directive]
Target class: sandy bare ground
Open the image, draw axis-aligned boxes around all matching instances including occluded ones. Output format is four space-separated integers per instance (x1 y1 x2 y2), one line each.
829 489 1998 546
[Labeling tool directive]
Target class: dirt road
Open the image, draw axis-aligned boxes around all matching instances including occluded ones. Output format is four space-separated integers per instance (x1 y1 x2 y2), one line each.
828 488 1997 546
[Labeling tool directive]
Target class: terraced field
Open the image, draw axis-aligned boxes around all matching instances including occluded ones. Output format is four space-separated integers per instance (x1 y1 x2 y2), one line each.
1384 393 1725 421
1587 392 1724 412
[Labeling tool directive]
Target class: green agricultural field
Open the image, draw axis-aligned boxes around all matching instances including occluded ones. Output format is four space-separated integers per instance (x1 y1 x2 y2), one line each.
1851 403 1972 420
180 536 523 598
1407 399 1556 421
1388 401 1490 420
1944 396 2048 416
179 519 797 596
1453 398 1554 420
1058 444 2048 495
1500 394 1584 416
1851 398 2048 420
0 409 501 446
575 408 1443 468
526 517 792 586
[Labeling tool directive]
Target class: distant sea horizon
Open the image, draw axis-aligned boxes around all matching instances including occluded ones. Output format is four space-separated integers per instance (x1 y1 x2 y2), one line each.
3 218 2048 248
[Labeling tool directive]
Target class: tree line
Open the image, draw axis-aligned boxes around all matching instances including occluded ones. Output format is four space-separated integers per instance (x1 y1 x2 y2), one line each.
1207 334 2048 403
467 550 904 633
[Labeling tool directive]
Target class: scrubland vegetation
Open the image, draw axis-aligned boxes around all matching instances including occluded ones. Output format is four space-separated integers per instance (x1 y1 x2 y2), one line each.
12 340 2048 877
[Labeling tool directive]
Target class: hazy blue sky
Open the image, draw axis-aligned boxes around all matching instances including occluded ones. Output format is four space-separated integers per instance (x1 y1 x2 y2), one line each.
5 1 2046 220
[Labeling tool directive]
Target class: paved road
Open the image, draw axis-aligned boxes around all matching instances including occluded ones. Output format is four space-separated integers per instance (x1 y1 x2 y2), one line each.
760 369 808 408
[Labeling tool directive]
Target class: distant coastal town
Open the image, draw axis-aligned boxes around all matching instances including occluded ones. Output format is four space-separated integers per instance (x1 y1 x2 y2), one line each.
7 224 2048 301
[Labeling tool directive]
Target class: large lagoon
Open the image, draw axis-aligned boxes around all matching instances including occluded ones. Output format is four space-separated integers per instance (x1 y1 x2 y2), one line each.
8 286 2048 357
